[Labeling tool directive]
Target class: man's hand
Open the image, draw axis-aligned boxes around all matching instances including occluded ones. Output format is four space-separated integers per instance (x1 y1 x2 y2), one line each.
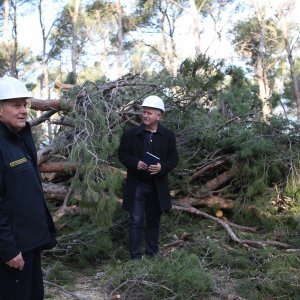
148 163 161 175
137 161 148 171
6 252 25 270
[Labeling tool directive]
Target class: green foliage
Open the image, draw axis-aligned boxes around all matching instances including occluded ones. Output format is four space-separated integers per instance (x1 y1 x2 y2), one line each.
219 66 261 117
53 214 114 266
75 232 113 266
45 261 73 285
230 16 284 65
0 42 35 78
58 82 125 226
219 118 300 208
171 54 225 110
237 252 300 299
45 204 300 299
107 249 213 299
209 241 255 275
49 3 89 63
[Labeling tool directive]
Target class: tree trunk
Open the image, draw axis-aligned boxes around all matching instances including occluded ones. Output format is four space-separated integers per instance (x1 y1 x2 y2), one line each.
161 8 172 74
188 0 204 57
277 1 300 120
117 0 123 77
160 4 178 76
3 0 9 48
38 0 53 143
285 40 300 119
38 0 49 99
253 0 272 121
71 0 81 82
10 0 18 78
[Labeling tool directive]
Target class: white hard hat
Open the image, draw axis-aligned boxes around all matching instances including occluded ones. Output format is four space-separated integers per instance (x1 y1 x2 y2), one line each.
0 76 32 100
141 95 165 112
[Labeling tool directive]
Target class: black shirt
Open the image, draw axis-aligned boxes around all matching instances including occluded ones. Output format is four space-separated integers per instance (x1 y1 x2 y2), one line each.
138 130 156 182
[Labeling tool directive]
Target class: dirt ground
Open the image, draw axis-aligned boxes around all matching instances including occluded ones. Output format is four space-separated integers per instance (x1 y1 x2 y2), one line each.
44 267 246 300
45 272 109 300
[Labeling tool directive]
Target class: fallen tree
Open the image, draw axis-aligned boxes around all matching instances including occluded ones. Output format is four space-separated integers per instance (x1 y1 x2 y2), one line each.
26 74 300 251
172 205 295 250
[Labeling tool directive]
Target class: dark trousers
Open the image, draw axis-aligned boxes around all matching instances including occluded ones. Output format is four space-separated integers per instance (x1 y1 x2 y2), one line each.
0 249 44 300
129 182 162 259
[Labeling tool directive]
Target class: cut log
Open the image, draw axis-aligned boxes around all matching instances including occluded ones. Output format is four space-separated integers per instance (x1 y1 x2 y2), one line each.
39 162 78 174
204 170 233 191
54 82 75 90
190 170 234 197
189 160 225 183
30 98 72 111
37 141 60 165
176 195 234 209
42 182 69 201
39 161 127 177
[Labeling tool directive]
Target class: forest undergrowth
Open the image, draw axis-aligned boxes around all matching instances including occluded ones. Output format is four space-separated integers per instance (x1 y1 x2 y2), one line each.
43 203 300 300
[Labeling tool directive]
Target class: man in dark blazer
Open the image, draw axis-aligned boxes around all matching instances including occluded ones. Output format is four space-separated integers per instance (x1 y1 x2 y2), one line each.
0 76 57 299
118 95 178 259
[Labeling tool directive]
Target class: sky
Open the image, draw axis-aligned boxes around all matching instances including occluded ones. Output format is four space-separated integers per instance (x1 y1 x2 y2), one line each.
15 0 300 82
19 1 237 58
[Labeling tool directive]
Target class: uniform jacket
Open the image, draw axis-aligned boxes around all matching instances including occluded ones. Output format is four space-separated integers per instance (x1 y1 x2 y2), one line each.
0 122 56 263
118 123 178 213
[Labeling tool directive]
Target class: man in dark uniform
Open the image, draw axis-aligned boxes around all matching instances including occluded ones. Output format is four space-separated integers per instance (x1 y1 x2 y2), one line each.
0 76 57 299
118 95 178 259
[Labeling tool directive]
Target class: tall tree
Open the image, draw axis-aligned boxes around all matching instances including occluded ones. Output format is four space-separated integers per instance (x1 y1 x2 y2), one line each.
2 0 9 45
0 0 33 78
135 0 183 75
170 0 234 59
253 0 272 121
188 0 203 57
38 0 50 98
116 0 123 77
272 0 300 120
49 0 89 84
230 6 281 121
71 0 81 82
7 0 18 77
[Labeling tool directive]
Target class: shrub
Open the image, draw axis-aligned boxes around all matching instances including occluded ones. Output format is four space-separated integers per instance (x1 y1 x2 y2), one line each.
107 249 213 299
